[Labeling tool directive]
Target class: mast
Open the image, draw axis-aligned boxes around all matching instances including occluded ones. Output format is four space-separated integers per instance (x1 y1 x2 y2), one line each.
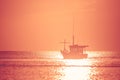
63 39 66 50
72 35 74 45
72 16 75 45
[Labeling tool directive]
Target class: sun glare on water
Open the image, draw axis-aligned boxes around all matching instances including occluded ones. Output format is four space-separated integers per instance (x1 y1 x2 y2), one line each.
60 59 91 80
62 67 91 80
64 59 91 66
60 59 92 80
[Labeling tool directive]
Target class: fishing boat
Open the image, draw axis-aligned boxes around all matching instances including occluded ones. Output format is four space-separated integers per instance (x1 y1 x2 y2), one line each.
61 17 88 59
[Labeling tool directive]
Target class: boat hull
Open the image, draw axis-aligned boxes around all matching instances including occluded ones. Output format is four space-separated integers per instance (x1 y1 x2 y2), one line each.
61 51 88 59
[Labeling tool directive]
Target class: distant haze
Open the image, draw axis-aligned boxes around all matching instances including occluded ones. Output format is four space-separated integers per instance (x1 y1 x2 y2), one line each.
0 0 120 51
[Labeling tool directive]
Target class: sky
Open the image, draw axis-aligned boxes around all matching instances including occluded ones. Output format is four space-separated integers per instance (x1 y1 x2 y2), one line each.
0 0 120 51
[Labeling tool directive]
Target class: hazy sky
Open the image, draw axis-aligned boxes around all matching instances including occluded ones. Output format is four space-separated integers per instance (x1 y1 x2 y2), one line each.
0 0 120 51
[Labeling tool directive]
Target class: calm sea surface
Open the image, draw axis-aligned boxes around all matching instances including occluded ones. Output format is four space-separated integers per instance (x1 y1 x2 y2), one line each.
0 51 120 80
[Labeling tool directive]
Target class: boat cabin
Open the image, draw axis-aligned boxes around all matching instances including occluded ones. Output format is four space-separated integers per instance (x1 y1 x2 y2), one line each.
69 45 88 54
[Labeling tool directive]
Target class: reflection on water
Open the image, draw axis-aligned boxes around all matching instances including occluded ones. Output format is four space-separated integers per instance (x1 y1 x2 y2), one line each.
61 59 92 80
0 51 120 80
62 67 91 80
63 59 92 66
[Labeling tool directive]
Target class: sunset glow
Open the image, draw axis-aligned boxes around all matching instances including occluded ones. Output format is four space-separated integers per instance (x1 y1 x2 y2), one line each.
0 1 120 80
0 0 120 51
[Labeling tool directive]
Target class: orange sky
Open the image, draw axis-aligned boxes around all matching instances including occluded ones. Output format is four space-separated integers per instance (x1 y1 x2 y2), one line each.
0 0 120 51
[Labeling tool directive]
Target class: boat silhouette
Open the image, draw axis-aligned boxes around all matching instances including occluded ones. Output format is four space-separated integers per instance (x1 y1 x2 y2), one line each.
61 17 88 59
61 37 88 59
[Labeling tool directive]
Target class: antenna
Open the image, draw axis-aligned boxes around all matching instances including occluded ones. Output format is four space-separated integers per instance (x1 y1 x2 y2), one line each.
60 39 69 50
72 16 75 45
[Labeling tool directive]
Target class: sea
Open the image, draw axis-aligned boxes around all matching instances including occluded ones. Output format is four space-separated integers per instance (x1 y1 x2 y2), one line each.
0 51 120 80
